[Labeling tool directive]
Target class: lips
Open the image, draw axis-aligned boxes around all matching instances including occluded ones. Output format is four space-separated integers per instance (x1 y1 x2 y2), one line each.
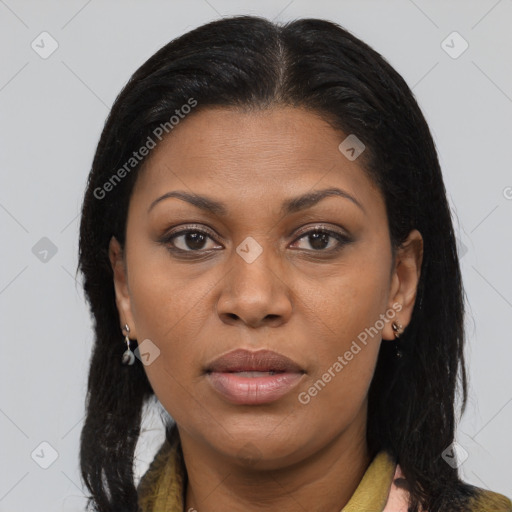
205 349 305 405
205 348 304 374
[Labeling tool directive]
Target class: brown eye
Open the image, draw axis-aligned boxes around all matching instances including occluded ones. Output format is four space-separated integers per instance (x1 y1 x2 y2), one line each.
173 231 211 251
161 226 223 253
291 228 351 252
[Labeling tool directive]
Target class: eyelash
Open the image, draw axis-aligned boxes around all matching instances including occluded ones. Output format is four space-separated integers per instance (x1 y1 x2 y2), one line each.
159 224 351 257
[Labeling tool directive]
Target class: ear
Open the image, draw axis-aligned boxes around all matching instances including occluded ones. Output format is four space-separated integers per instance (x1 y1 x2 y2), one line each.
382 229 423 341
109 236 138 339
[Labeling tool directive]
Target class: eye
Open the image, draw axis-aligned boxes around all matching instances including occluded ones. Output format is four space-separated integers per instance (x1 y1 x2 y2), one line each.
290 227 351 252
162 227 222 252
160 224 351 255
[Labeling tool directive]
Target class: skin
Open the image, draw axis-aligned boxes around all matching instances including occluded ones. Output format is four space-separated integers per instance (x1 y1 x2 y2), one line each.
109 106 423 512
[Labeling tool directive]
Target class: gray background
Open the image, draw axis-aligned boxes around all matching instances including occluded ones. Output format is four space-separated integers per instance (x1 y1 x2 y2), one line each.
1 0 511 510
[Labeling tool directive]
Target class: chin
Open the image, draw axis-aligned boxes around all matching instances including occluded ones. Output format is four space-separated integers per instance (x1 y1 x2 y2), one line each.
202 421 315 468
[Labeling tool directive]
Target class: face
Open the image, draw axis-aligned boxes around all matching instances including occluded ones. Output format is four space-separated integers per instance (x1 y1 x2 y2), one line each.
110 106 422 468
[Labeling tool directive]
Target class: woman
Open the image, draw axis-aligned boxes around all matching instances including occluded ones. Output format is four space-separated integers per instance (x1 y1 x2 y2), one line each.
77 15 511 512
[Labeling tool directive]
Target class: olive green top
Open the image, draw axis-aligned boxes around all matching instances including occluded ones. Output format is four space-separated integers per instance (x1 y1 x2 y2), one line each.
137 426 512 512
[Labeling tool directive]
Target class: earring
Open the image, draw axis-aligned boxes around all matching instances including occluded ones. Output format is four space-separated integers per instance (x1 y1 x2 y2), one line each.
392 321 404 358
121 324 135 365
392 321 404 338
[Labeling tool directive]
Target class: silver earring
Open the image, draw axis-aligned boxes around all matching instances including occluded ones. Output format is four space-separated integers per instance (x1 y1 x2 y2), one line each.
392 321 404 358
392 321 404 338
121 324 135 365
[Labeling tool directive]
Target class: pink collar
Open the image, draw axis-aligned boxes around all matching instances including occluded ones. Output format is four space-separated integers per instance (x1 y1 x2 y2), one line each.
382 465 420 512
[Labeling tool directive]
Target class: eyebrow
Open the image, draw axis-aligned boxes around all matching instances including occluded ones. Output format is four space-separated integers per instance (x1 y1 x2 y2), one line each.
147 187 366 216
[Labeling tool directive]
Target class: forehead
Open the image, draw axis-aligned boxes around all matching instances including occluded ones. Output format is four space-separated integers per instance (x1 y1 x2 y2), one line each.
131 106 383 217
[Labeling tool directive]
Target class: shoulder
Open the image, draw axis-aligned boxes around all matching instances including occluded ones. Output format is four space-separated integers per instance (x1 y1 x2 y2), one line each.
467 486 512 512
384 464 512 512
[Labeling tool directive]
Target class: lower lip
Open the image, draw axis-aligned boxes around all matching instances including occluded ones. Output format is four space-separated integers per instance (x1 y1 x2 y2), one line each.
206 371 305 405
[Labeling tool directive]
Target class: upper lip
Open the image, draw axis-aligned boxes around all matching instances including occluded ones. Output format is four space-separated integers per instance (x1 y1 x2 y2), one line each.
205 349 305 373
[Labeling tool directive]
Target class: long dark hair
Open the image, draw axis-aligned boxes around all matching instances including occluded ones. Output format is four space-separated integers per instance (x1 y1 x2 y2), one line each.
78 14 474 512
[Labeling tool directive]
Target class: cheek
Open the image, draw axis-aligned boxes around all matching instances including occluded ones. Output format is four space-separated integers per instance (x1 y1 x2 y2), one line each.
141 358 211 436
294 345 378 446
302 257 390 354
125 261 215 419
128 269 207 376
129 282 207 424
295 254 390 407
297 273 387 426
126 236 212 340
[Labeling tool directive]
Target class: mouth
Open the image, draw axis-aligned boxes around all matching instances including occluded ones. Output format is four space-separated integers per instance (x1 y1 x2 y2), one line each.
205 349 306 405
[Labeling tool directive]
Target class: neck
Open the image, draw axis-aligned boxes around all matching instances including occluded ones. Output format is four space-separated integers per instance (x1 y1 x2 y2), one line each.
180 411 371 512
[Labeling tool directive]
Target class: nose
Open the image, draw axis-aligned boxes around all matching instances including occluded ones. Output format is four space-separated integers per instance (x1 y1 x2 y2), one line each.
216 239 293 329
